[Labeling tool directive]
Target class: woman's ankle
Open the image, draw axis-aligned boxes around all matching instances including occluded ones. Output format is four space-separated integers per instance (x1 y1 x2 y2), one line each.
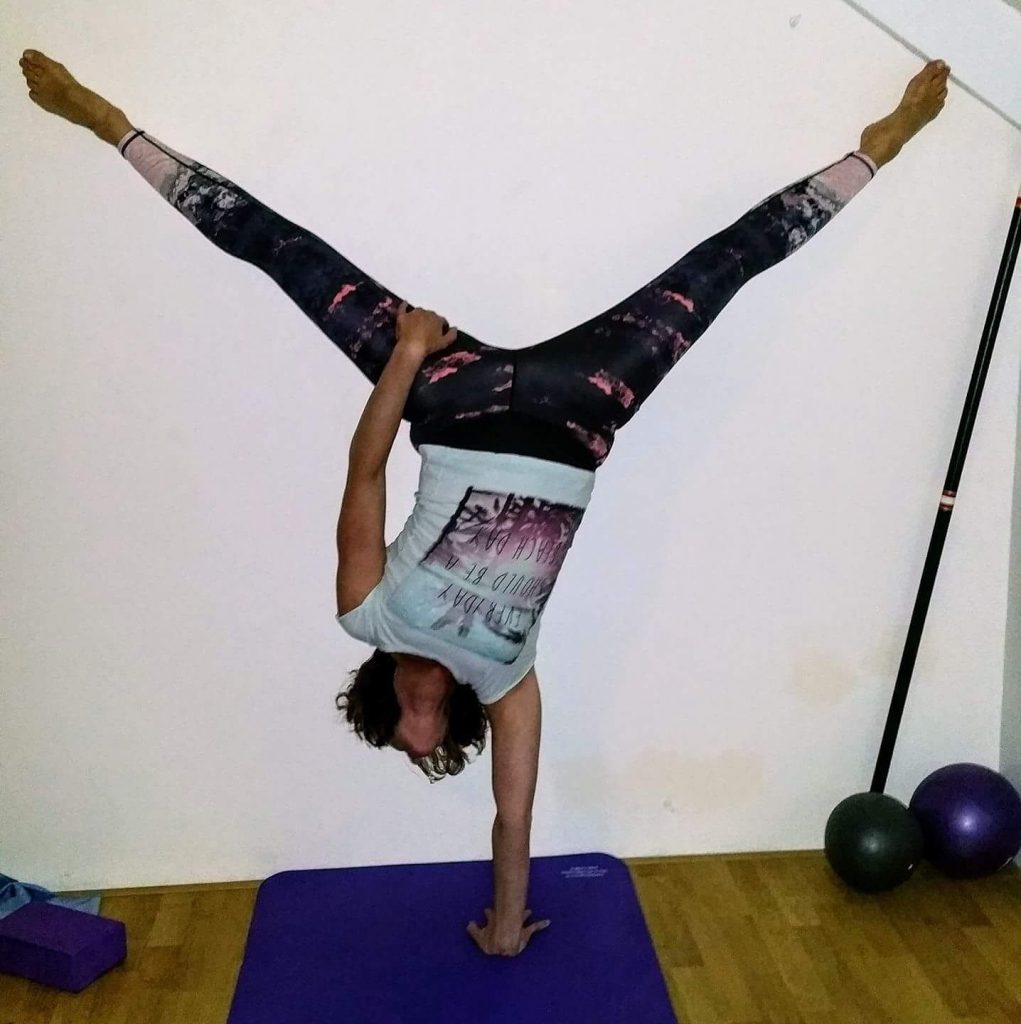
93 104 134 147
858 117 901 170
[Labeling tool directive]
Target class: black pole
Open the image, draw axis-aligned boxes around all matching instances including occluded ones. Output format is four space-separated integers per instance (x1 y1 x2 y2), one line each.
871 184 1021 795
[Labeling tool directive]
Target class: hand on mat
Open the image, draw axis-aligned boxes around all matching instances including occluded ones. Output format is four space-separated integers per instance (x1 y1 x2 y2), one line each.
395 301 458 358
466 907 551 957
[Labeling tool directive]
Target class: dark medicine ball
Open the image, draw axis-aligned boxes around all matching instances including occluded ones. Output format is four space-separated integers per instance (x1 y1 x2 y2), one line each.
825 792 925 892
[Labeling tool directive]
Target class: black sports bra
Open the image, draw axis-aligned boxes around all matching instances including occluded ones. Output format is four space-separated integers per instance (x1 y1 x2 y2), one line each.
410 411 598 471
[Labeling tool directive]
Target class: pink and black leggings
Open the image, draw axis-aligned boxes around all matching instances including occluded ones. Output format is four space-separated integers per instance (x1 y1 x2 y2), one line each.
116 128 877 470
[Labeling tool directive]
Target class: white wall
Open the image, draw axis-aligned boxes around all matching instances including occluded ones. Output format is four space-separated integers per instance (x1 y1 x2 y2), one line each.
848 0 1021 128
852 0 1021 860
3 0 1019 889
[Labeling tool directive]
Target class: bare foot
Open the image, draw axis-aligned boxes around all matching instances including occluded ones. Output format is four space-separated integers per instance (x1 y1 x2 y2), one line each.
19 49 133 145
859 59 950 168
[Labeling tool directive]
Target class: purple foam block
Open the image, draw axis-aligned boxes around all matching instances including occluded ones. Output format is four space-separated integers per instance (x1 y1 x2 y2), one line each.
228 852 677 1024
0 902 126 993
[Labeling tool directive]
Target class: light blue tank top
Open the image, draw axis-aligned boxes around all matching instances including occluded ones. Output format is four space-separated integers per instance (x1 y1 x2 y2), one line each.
335 444 596 704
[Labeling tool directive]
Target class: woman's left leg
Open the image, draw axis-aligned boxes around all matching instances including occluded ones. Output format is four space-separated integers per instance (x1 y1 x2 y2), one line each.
515 42 955 466
512 148 879 466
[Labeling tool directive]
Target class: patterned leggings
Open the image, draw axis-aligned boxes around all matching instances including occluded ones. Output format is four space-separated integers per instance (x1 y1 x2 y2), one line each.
117 128 877 468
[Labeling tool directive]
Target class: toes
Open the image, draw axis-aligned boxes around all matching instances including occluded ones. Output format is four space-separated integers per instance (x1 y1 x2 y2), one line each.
22 50 54 71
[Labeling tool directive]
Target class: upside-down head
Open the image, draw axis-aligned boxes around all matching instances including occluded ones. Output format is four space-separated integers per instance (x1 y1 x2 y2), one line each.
336 648 489 782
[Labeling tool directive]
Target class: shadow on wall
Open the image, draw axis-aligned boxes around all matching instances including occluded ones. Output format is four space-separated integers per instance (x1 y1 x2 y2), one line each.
1001 353 1021 862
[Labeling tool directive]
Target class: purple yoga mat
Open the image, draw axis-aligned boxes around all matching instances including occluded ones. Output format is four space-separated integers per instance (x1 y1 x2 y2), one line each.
227 852 677 1023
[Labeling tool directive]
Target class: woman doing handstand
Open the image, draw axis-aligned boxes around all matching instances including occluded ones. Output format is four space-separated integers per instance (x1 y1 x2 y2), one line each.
19 48 949 955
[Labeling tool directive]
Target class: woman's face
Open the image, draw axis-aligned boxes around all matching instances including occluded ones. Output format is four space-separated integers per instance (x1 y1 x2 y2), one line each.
390 655 454 759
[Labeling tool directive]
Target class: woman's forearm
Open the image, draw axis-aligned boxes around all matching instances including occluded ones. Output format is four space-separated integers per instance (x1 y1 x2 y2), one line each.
348 343 424 478
491 816 531 925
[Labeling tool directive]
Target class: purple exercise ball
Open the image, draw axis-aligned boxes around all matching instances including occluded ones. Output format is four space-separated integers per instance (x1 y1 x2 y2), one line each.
909 762 1021 879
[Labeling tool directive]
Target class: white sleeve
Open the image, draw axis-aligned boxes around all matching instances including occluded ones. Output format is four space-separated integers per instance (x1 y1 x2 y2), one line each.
335 579 386 645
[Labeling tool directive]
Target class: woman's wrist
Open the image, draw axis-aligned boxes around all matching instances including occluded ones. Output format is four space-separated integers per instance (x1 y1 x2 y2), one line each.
393 338 429 364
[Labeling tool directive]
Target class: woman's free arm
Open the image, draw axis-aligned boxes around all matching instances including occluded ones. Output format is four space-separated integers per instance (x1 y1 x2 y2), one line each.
336 305 456 614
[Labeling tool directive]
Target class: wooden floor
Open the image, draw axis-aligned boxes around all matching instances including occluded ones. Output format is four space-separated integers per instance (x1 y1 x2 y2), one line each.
3 851 1020 1023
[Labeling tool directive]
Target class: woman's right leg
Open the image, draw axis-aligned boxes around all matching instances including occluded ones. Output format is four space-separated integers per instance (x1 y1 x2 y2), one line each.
116 128 410 386
21 50 421 385
115 127 525 430
20 50 507 406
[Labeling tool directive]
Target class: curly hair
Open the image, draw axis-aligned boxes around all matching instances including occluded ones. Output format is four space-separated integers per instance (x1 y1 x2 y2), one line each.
335 648 489 783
